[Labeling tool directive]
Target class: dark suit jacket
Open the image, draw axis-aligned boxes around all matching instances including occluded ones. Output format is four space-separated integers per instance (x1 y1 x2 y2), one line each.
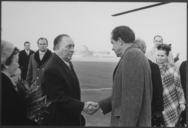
41 53 85 126
180 61 186 99
99 47 152 126
1 72 36 125
18 50 34 80
148 59 164 114
179 61 186 126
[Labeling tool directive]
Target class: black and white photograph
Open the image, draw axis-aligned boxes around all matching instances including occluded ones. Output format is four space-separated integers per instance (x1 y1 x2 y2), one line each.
1 1 187 127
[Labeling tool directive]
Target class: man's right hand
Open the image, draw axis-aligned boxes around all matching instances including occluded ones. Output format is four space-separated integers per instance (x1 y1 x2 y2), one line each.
83 101 100 115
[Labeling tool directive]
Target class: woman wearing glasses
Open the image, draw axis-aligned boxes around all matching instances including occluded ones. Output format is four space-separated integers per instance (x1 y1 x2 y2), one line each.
1 40 36 125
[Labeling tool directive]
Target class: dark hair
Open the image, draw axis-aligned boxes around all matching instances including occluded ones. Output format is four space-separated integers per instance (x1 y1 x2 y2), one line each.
2 47 19 70
157 44 171 56
37 37 48 45
111 26 135 43
24 41 30 45
53 34 69 50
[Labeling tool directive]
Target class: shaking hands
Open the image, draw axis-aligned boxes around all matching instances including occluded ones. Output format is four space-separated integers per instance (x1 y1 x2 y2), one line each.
83 101 100 115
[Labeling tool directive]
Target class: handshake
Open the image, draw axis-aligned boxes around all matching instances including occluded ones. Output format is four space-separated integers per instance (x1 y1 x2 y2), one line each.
83 101 100 115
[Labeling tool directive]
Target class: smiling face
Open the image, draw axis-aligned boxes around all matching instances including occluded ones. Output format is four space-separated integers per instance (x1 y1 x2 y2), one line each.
156 49 168 64
58 36 75 62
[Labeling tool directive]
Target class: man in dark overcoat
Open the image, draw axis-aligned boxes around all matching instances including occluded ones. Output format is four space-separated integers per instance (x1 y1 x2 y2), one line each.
40 34 95 125
18 41 34 81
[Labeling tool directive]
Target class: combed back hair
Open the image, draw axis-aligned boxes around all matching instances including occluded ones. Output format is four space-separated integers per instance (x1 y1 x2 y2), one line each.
53 34 69 50
157 43 171 56
154 35 163 42
111 26 135 43
37 37 48 45
24 41 30 45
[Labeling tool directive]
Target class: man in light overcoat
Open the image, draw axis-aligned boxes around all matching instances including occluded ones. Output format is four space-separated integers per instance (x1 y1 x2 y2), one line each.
97 26 153 126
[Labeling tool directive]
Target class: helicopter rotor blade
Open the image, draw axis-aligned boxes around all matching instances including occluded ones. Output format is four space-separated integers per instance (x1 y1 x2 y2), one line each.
112 2 171 16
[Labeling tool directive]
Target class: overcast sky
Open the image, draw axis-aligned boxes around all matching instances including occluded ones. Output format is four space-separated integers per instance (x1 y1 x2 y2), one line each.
2 2 187 61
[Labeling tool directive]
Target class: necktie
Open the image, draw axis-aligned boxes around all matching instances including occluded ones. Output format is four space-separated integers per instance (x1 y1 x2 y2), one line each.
68 62 72 70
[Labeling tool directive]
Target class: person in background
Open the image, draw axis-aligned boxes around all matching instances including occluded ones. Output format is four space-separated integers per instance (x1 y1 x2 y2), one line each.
18 41 34 82
25 37 52 124
179 60 187 127
1 40 36 125
134 39 164 127
146 35 179 64
146 35 163 63
156 44 185 127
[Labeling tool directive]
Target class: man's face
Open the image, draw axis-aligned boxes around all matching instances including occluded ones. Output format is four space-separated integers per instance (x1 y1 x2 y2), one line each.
24 43 30 50
111 38 122 57
58 36 75 62
153 36 163 48
38 39 48 52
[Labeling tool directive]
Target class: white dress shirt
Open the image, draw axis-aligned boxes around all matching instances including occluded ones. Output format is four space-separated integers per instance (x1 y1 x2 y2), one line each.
39 51 46 60
25 49 30 55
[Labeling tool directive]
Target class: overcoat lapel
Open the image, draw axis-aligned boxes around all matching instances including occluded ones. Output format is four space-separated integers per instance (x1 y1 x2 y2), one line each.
69 62 79 81
29 50 33 56
40 50 51 66
34 51 40 67
34 50 51 67
54 54 77 85
113 61 120 80
55 55 81 98
69 61 81 98
113 45 135 80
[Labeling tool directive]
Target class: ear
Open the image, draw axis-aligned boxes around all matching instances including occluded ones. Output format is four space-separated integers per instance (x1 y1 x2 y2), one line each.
118 38 124 46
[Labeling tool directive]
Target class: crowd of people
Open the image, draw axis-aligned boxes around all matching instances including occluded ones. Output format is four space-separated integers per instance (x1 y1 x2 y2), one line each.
1 25 186 127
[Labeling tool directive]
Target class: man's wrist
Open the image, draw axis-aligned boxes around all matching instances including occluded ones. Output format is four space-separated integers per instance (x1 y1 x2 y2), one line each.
99 107 103 113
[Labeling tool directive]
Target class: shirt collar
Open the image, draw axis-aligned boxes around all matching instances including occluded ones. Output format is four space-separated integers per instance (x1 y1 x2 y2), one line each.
25 49 29 52
39 50 46 55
